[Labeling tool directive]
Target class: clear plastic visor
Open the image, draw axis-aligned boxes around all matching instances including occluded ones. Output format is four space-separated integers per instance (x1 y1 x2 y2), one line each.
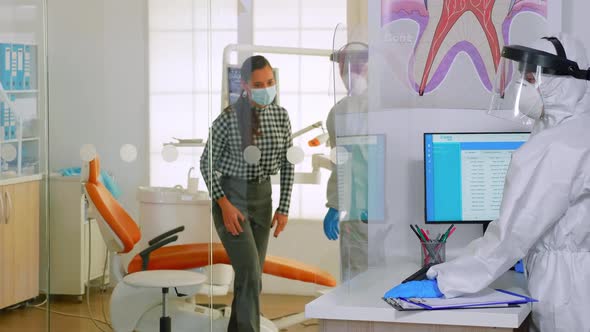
333 43 368 96
488 57 545 126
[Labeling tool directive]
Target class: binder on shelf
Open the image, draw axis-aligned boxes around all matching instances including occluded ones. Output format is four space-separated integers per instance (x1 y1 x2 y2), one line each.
9 94 16 139
0 44 11 91
1 95 16 140
10 44 18 90
0 101 4 128
24 45 32 90
16 44 25 90
1 99 10 140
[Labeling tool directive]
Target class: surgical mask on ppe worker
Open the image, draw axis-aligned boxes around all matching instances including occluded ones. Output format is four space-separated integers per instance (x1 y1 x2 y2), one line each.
517 81 544 120
250 85 276 106
341 72 368 95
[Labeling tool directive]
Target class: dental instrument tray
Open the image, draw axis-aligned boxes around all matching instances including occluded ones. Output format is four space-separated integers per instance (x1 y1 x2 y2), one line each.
173 137 203 144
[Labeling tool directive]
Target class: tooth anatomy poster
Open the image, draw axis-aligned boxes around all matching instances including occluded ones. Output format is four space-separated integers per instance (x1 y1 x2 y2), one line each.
379 0 556 109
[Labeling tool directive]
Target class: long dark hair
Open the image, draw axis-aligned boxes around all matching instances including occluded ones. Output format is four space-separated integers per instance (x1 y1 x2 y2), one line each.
225 55 273 149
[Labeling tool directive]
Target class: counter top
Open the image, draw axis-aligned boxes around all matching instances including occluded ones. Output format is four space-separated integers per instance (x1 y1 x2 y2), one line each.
0 173 42 186
305 258 531 329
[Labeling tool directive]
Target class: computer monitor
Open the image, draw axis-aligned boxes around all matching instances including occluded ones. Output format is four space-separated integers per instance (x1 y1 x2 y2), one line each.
424 132 530 224
336 134 385 223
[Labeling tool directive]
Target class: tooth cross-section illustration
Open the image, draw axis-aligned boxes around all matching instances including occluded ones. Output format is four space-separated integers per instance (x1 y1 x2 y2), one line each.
415 0 511 95
381 0 548 96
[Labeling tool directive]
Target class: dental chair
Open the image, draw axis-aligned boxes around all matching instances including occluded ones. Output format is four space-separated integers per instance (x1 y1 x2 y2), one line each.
83 157 336 332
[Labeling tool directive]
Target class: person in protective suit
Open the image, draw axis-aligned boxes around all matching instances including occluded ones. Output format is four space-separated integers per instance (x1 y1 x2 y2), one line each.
384 33 590 332
323 42 370 282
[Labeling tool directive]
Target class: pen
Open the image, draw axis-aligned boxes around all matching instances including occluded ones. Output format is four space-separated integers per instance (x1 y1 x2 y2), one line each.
409 225 424 241
420 229 431 241
414 224 427 241
441 224 454 242
446 227 456 241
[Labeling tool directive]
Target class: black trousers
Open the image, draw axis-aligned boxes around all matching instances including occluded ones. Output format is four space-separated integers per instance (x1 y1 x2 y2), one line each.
212 177 273 332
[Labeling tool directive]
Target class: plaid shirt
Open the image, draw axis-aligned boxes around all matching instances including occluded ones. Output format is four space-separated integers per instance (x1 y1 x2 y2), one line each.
200 103 295 215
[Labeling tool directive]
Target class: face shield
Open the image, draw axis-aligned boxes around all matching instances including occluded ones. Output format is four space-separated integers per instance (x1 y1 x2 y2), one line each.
331 42 369 96
489 37 590 126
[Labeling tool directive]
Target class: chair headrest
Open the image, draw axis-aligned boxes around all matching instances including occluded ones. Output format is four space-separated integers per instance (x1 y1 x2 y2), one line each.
88 157 100 184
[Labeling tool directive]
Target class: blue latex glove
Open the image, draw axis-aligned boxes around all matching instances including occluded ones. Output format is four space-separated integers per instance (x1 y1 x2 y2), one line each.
323 208 340 240
514 260 524 273
383 280 443 299
360 209 368 223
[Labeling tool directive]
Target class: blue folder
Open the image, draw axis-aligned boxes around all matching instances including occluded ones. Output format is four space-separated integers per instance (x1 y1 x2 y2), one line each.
23 45 31 90
0 44 11 90
10 44 18 90
15 44 24 90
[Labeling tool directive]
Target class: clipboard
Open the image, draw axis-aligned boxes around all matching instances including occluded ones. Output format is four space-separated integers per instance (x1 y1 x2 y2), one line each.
383 297 522 311
383 288 536 311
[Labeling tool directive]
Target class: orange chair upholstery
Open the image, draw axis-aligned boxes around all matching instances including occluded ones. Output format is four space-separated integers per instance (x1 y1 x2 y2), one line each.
85 157 141 253
85 157 336 287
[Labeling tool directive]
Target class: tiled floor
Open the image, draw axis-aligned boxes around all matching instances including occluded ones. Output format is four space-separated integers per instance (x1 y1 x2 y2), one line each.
0 290 319 332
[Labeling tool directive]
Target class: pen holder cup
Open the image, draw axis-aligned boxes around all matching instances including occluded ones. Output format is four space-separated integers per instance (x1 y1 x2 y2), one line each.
421 241 446 267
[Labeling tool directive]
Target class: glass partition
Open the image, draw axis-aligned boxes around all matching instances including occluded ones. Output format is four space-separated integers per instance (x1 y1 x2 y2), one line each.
31 1 561 331
0 1 48 331
45 1 149 331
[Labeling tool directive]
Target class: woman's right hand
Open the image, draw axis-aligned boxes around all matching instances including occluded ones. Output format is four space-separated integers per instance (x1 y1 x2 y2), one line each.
217 196 245 236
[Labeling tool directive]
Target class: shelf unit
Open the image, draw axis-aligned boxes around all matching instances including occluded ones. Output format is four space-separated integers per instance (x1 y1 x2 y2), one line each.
0 41 40 178
0 2 46 310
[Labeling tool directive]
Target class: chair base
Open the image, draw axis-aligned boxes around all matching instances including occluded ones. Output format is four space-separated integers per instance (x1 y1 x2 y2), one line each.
160 316 171 332
131 300 277 332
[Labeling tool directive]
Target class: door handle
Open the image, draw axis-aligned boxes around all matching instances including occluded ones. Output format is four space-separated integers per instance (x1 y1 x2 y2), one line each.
4 191 12 224
0 191 4 225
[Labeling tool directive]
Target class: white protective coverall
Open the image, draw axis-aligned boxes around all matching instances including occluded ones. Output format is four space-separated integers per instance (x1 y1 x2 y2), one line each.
326 91 369 282
427 33 590 332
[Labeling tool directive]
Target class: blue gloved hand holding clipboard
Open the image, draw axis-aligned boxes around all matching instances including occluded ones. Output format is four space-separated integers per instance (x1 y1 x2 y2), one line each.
384 279 443 299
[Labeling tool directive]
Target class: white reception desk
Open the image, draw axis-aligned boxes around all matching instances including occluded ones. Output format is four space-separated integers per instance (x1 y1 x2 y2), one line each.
305 258 532 331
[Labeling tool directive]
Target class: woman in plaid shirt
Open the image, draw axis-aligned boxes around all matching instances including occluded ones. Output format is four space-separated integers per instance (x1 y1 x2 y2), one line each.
200 55 294 332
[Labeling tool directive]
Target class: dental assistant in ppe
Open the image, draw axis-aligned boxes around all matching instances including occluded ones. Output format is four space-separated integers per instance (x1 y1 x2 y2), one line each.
384 34 590 332
200 55 294 332
323 42 370 281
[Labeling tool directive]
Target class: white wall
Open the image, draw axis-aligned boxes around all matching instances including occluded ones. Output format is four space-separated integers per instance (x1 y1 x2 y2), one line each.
47 0 148 216
562 0 590 54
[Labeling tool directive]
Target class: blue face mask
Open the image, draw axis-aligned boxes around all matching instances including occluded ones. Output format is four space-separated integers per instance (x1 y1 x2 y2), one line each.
250 85 276 106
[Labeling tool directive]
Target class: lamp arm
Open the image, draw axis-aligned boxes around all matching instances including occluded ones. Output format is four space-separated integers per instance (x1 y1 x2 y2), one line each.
291 121 323 139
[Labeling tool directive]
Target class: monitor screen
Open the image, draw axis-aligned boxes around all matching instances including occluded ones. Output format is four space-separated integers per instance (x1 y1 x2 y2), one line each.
424 132 530 223
336 134 385 223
